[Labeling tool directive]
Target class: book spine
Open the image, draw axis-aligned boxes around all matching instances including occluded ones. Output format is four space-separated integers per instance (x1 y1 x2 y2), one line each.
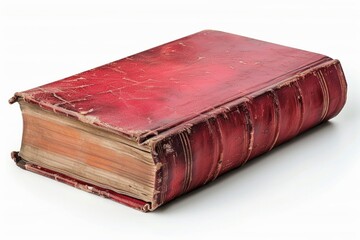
151 59 347 208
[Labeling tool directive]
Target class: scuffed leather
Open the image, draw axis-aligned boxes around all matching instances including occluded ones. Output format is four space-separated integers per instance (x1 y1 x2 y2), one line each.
11 30 333 142
10 30 347 211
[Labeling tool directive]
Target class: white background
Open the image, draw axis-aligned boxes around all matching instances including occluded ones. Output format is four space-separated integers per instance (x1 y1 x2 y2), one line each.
1 0 359 239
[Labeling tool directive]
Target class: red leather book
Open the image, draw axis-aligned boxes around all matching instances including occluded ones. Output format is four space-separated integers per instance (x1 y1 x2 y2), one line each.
10 30 347 211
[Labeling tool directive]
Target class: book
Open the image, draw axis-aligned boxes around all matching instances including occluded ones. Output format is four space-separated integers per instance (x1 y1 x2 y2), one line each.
9 30 347 212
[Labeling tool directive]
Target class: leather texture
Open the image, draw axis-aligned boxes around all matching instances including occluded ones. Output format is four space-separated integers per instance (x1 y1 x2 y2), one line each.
152 59 347 208
11 30 333 142
10 30 347 211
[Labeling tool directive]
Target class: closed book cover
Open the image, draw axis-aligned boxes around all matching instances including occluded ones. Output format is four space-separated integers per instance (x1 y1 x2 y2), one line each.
10 30 347 211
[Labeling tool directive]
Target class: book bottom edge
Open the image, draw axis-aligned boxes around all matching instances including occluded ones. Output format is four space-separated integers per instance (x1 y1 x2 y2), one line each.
10 151 153 212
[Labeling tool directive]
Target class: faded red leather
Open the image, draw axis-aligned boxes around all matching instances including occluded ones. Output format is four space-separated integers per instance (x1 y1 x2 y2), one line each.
153 60 347 207
11 30 336 141
11 30 347 211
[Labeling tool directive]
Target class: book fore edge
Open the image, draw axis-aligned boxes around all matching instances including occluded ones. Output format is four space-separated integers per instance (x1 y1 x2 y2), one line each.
10 151 154 212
